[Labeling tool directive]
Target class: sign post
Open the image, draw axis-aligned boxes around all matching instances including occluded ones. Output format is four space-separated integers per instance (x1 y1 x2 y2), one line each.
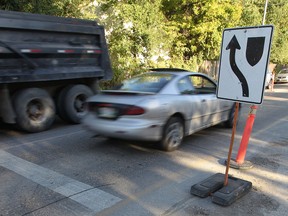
190 25 274 206
217 25 274 171
217 25 273 176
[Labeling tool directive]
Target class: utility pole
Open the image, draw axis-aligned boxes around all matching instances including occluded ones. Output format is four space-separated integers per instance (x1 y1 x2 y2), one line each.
262 0 269 25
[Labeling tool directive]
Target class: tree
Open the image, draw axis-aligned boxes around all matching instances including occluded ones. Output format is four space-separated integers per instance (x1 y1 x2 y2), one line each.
95 0 174 86
239 0 288 65
266 0 288 65
0 0 96 19
239 1 263 26
161 0 243 67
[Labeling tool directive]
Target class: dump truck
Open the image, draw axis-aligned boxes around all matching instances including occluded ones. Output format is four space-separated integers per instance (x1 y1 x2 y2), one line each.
0 10 112 132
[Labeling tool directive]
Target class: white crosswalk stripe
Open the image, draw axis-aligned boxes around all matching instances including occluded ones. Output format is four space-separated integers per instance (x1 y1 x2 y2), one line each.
0 150 121 213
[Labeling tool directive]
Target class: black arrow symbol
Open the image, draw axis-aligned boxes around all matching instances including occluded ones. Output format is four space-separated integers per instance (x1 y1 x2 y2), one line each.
226 35 249 97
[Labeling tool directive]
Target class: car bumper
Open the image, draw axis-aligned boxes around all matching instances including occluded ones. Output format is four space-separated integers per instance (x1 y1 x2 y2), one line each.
82 114 163 141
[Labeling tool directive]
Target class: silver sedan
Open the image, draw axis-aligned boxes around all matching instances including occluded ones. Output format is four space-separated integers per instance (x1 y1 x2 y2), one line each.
82 69 236 151
275 69 288 83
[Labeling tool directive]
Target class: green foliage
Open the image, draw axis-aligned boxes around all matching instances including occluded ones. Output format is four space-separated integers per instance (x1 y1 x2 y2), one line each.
239 1 263 26
266 0 288 64
0 0 96 19
239 0 288 64
96 0 175 86
161 0 242 62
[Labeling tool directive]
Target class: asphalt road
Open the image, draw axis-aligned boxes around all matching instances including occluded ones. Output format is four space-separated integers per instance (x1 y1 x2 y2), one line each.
0 83 287 216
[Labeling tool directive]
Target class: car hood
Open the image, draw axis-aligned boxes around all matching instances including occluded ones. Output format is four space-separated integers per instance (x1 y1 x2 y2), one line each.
87 90 157 105
277 72 288 77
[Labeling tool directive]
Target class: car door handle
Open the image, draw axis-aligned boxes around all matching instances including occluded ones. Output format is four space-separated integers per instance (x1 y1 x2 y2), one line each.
201 99 206 102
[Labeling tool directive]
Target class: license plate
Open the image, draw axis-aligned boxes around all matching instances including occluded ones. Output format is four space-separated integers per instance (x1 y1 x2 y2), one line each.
98 107 117 118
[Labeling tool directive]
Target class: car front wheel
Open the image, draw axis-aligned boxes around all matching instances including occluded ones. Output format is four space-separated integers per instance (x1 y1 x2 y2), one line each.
160 117 184 151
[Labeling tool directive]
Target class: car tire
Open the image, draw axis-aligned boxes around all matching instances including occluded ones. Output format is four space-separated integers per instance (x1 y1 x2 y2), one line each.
13 88 56 132
160 117 184 152
57 84 93 123
224 104 238 128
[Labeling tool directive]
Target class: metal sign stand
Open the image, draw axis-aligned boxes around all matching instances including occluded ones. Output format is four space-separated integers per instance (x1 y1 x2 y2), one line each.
190 103 252 206
190 1 272 206
224 102 240 185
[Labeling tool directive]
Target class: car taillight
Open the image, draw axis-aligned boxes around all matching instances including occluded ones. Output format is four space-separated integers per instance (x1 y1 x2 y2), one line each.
123 106 145 115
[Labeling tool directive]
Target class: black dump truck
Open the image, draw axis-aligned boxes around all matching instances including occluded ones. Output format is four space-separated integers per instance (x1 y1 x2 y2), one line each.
0 10 112 132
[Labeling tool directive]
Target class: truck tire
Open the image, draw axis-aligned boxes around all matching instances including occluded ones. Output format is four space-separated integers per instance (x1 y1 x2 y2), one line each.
13 88 56 132
57 84 93 123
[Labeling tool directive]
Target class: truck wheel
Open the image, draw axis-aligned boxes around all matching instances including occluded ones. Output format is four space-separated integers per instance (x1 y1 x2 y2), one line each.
13 88 56 132
57 84 93 123
159 117 184 151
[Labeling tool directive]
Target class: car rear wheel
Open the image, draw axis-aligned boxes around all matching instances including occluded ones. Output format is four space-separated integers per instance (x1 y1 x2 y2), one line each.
160 117 184 151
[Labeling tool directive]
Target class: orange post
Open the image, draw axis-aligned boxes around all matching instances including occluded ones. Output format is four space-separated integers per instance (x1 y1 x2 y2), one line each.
235 105 258 164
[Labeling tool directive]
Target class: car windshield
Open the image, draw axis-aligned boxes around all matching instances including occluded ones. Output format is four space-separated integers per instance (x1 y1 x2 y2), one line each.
114 73 174 93
279 69 288 74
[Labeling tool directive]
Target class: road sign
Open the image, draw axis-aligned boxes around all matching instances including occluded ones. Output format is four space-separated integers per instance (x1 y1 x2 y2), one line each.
217 25 274 104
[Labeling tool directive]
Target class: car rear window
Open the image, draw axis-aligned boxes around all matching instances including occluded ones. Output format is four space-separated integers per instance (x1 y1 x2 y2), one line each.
114 73 174 93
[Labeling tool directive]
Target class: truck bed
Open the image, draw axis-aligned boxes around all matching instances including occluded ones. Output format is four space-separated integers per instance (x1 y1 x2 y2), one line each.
0 10 112 83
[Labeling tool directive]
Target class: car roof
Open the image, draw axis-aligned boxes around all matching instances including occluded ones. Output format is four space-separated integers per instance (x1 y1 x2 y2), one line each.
148 68 206 77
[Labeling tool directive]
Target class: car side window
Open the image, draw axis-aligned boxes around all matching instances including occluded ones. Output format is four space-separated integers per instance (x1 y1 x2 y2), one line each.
190 75 216 94
177 77 194 94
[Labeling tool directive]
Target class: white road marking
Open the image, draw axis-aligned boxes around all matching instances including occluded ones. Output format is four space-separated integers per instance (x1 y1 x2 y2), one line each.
0 150 121 213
